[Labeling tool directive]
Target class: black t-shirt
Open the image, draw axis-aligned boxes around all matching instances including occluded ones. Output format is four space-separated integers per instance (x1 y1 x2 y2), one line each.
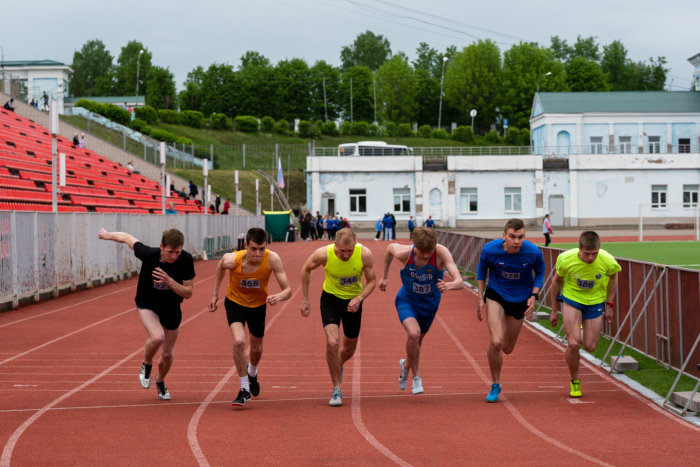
134 242 196 310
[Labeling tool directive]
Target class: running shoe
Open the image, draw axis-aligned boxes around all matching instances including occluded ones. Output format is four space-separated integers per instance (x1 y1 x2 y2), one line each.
329 388 342 407
232 389 251 406
340 365 344 384
156 381 170 401
486 383 501 403
412 376 423 394
398 359 409 391
570 380 582 398
248 373 260 397
139 362 152 389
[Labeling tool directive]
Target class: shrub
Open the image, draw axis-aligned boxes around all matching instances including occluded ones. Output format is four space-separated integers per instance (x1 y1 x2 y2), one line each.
368 123 380 136
504 127 521 145
385 121 396 137
274 119 289 135
74 99 105 115
175 137 194 145
134 106 158 124
181 110 204 129
397 123 413 137
261 116 275 133
431 129 450 140
128 119 149 134
341 121 352 135
352 121 369 137
297 120 312 137
484 129 500 144
418 125 432 138
519 128 531 146
452 126 474 143
102 104 131 125
158 109 181 124
149 129 179 143
210 113 231 130
322 121 339 136
234 115 259 133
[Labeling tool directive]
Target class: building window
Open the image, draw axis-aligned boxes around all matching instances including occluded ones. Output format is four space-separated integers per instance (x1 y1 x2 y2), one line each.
590 136 603 154
651 185 667 209
393 188 410 213
505 188 521 213
648 136 661 154
460 188 478 213
349 189 366 214
679 138 691 154
683 185 698 208
619 136 632 154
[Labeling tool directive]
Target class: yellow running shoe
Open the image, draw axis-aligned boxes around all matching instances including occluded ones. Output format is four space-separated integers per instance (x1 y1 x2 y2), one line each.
570 379 582 398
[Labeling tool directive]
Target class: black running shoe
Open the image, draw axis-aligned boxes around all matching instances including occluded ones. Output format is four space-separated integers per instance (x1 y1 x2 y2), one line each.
232 389 251 406
248 373 260 397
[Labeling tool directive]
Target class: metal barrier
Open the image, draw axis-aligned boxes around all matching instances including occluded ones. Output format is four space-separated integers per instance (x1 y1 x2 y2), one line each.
437 230 700 411
0 212 261 308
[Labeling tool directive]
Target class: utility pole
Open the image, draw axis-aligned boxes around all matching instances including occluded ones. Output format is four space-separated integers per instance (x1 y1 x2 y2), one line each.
438 56 448 130
322 76 328 122
350 78 353 124
135 50 144 110
373 75 377 124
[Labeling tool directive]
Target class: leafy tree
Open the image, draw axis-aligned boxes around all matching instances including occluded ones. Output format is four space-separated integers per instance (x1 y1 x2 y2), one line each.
565 57 610 92
549 35 600 63
340 31 391 72
114 40 152 96
340 65 374 122
310 60 342 121
240 51 271 69
200 63 238 117
236 52 277 118
145 66 177 110
443 39 502 133
630 57 669 91
179 66 205 112
413 68 440 126
413 42 456 78
376 55 418 124
275 58 313 121
70 39 115 97
549 36 571 62
500 42 567 129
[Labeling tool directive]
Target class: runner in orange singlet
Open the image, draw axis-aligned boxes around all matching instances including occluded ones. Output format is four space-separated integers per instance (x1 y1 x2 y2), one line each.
209 227 292 407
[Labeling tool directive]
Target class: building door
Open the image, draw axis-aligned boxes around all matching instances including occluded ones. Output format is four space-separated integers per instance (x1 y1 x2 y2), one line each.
322 195 335 216
549 195 565 226
429 188 442 220
556 131 570 156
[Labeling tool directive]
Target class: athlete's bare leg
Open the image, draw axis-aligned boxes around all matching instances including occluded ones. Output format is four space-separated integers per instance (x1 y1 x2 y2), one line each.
562 302 583 380
155 328 178 382
582 315 603 352
324 324 342 388
485 300 525 384
229 322 248 377
249 334 264 367
340 336 358 367
138 308 165 366
402 317 426 378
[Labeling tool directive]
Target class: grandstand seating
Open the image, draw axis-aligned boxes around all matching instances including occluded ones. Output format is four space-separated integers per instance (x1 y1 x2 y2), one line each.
0 109 205 214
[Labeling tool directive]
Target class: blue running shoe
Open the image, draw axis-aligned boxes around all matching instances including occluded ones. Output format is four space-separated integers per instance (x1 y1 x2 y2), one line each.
486 384 501 403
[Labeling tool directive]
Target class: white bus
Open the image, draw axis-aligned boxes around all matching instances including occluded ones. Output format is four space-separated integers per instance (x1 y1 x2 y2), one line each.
338 141 413 157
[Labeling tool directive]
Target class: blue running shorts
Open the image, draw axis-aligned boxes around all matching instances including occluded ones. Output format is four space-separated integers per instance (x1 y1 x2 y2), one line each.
396 294 438 334
558 295 605 320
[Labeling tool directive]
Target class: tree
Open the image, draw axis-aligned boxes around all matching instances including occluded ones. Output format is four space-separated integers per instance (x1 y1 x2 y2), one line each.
274 58 313 121
565 57 610 92
115 41 152 97
375 55 418 124
69 39 114 97
414 67 440 126
240 51 272 69
145 66 177 110
631 57 668 91
179 66 205 112
550 36 571 62
549 35 599 63
310 60 342 121
340 31 391 72
235 52 277 118
340 65 374 122
200 63 238 117
443 39 502 133
500 42 568 129
601 40 635 91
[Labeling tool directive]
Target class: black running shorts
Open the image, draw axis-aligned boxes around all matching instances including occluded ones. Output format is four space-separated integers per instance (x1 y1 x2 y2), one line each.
484 287 528 321
320 290 363 339
225 298 267 338
135 299 182 331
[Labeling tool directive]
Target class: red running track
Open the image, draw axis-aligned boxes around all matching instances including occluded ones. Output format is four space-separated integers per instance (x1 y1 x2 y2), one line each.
1 240 699 466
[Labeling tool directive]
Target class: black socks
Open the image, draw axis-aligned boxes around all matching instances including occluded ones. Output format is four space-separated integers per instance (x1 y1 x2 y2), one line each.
142 362 152 380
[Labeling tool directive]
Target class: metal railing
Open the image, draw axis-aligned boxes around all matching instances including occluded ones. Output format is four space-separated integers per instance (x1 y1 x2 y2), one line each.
534 145 700 158
437 230 700 413
0 211 262 308
313 146 532 157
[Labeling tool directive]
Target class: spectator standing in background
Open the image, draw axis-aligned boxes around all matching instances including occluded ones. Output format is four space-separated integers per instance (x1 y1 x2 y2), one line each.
215 193 221 213
375 216 383 241
344 218 351 230
316 212 324 240
222 199 230 215
165 203 178 215
73 133 79 146
339 217 347 230
408 215 415 240
79 134 86 149
543 214 553 247
189 181 198 201
310 215 318 241
383 213 394 241
42 92 49 111
299 212 309 241
390 213 396 240
423 216 435 228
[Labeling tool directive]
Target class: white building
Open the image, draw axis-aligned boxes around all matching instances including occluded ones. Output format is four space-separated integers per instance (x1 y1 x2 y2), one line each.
0 60 73 114
690 52 700 91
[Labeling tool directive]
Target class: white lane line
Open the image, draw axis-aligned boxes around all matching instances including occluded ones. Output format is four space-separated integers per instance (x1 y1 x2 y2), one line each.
437 314 614 467
0 285 137 329
352 337 413 467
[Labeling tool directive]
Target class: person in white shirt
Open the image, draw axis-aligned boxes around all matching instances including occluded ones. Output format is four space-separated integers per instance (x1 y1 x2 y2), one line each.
79 134 86 149
127 161 141 175
543 214 553 247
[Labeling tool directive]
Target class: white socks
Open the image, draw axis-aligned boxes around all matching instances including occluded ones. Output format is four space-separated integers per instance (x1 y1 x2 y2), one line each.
248 363 258 377
239 375 249 391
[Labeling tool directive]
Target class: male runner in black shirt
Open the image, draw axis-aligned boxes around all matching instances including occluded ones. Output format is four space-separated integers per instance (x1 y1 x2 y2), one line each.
98 228 196 400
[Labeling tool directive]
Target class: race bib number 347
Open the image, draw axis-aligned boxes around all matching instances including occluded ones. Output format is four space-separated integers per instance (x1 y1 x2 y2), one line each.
240 279 260 289
340 276 359 286
412 283 431 294
576 278 595 289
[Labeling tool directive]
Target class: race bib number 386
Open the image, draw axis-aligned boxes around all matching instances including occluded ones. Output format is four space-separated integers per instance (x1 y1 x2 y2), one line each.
340 276 359 286
240 279 260 289
576 278 595 289
412 283 431 294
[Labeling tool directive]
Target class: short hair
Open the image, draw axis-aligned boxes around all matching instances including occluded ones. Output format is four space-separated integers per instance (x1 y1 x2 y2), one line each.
579 231 601 250
161 228 184 248
335 228 357 245
412 227 437 252
504 218 525 233
245 227 268 245
544 214 549 218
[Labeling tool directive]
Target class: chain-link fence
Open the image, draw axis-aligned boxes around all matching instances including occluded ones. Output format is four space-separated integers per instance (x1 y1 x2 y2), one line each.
0 72 27 103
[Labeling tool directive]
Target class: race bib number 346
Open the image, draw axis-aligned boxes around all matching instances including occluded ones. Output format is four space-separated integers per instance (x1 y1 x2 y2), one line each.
340 276 359 286
412 283 431 294
240 279 260 289
576 278 595 289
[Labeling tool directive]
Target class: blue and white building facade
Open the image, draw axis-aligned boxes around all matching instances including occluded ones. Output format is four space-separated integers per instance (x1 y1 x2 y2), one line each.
307 91 700 229
690 53 700 91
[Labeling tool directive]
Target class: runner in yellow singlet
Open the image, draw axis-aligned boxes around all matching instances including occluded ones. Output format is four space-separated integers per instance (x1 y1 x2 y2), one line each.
300 228 376 407
209 227 292 407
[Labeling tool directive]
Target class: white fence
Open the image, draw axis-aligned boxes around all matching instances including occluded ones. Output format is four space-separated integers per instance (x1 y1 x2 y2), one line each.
0 212 262 308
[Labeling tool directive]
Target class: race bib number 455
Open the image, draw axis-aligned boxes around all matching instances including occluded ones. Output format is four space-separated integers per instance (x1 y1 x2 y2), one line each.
340 276 359 286
412 283 431 294
240 279 260 289
576 278 595 289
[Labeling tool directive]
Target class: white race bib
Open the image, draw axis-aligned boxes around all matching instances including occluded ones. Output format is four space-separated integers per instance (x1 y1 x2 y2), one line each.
501 271 521 280
576 278 595 289
240 279 260 289
412 282 432 294
340 276 359 286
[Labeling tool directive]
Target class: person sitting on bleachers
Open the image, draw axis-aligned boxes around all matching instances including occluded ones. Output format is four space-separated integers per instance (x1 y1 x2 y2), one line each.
179 187 188 199
73 133 79 146
79 134 86 149
127 161 141 175
3 99 15 112
165 202 178 215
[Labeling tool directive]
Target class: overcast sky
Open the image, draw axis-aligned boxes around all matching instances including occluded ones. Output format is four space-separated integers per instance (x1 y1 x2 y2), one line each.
3 0 698 92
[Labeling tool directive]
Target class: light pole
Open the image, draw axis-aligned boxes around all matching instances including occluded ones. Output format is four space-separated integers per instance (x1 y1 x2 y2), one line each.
373 74 377 125
322 75 328 122
536 71 551 93
135 50 144 108
438 56 448 130
87 75 92 97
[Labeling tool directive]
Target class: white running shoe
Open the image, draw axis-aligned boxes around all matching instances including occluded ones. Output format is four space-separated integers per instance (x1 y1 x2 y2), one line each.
412 376 423 395
139 363 151 389
398 359 409 391
329 388 342 407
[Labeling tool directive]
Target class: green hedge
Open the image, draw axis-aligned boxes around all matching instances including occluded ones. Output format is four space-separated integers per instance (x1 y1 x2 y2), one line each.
418 125 432 138
134 106 158 124
352 121 369 137
274 119 289 135
261 116 275 133
397 123 413 137
452 126 474 143
181 110 204 129
158 109 181 124
385 122 396 137
484 130 500 143
149 129 179 143
368 123 380 136
504 127 521 145
75 99 130 125
175 137 194 145
322 121 338 136
234 115 259 133
128 119 151 136
520 128 531 146
74 99 104 115
210 113 231 130
431 129 450 140
297 120 312 137
341 121 352 135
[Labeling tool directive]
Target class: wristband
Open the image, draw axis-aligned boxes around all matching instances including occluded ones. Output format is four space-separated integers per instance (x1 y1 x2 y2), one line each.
530 293 539 300
605 301 615 308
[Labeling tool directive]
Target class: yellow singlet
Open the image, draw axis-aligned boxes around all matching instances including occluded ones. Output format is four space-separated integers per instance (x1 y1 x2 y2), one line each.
225 250 271 307
322 243 364 299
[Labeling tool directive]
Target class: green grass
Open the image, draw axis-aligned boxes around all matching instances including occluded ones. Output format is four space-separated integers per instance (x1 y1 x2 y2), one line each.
548 241 700 270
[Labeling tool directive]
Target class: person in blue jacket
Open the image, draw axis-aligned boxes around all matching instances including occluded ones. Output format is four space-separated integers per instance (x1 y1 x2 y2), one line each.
408 216 415 240
382 213 394 241
374 216 383 241
423 216 435 228
476 218 545 404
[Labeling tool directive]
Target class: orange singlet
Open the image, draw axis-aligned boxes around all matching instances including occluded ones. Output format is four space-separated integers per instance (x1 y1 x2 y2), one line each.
225 250 271 307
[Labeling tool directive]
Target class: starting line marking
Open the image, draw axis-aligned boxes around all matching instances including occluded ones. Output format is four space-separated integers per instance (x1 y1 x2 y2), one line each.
568 399 595 404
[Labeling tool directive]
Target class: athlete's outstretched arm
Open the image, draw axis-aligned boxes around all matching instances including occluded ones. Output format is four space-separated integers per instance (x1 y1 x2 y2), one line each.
300 248 326 317
98 229 138 251
347 247 376 313
267 252 292 306
378 243 398 292
437 245 464 293
549 272 565 327
209 253 236 312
